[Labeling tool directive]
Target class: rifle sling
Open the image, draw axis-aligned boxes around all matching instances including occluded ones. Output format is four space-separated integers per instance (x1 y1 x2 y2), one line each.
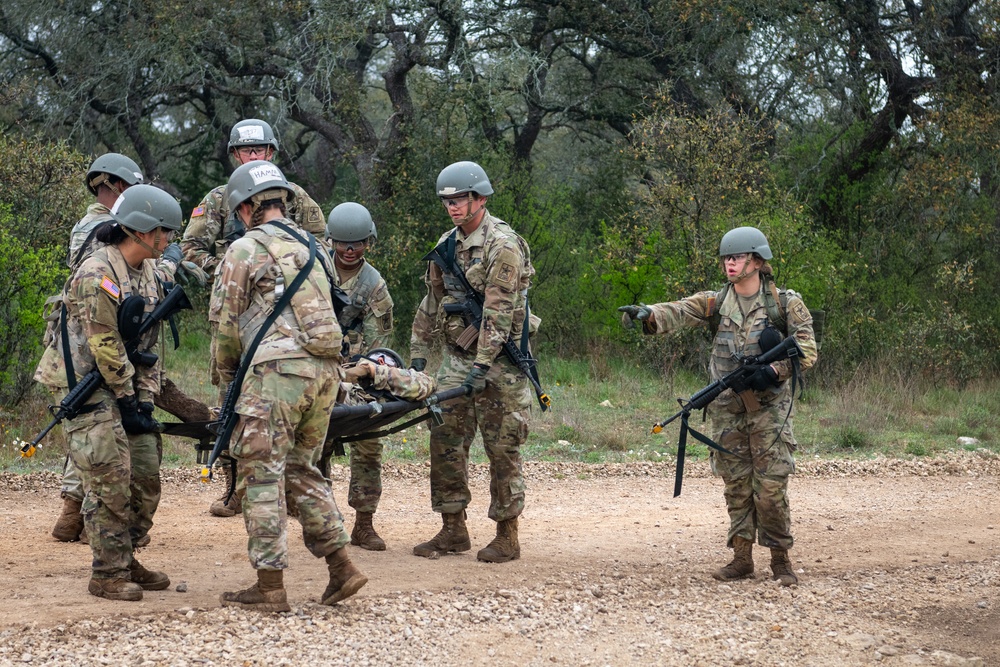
673 412 740 498
206 222 317 477
60 303 77 392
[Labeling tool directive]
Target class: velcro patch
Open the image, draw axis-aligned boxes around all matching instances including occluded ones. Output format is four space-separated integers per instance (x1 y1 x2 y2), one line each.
191 206 205 217
497 262 516 285
100 276 121 299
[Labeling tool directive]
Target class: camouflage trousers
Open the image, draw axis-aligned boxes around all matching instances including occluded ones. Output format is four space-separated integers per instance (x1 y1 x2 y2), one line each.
57 375 205 504
348 437 383 513
58 387 162 579
709 405 797 550
429 350 531 521
232 358 350 570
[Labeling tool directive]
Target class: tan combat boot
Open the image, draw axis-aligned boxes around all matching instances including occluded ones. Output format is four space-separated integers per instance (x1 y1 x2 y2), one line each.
209 466 242 517
128 559 170 591
770 548 799 586
221 569 291 613
413 511 471 558
89 577 143 601
321 547 368 605
52 496 84 542
135 533 150 548
712 536 755 581
79 522 89 545
476 517 521 563
350 511 386 551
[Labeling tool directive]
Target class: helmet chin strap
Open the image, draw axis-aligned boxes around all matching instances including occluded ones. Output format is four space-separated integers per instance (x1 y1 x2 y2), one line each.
122 227 164 258
726 257 758 284
457 193 486 225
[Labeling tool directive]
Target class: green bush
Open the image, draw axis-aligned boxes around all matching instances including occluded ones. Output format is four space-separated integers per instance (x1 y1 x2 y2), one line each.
0 211 68 405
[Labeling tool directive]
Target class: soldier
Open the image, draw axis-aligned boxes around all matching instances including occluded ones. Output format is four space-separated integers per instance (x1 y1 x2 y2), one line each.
181 118 326 518
410 161 536 563
34 184 181 601
324 202 394 550
51 155 210 545
212 160 366 612
618 227 818 586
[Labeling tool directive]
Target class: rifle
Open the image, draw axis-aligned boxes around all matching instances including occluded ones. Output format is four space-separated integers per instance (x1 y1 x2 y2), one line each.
424 235 551 411
21 284 193 458
653 335 802 497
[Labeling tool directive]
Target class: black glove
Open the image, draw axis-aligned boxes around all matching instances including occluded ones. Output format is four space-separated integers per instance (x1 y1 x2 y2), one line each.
160 242 183 266
409 358 427 372
617 304 652 330
138 401 156 416
461 363 490 395
748 365 780 391
117 395 161 434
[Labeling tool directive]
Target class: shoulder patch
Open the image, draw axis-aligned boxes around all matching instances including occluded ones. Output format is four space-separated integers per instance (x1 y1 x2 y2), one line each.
99 276 121 299
191 206 205 217
792 300 810 321
497 262 516 284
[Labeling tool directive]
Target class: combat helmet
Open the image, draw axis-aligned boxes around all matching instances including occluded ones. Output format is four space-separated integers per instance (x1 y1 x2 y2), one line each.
109 184 182 233
228 118 280 152
326 202 377 243
365 348 404 368
225 160 294 213
86 153 144 196
719 227 772 260
436 161 494 197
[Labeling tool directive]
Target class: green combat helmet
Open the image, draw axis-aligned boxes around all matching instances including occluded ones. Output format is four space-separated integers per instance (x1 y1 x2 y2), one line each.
109 184 182 232
225 160 294 212
86 153 144 196
228 118 280 152
326 202 377 242
719 226 772 260
436 161 494 197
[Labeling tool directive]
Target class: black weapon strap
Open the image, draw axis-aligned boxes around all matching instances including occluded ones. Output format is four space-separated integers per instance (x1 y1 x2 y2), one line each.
60 303 77 392
208 222 316 494
674 411 740 497
70 220 111 269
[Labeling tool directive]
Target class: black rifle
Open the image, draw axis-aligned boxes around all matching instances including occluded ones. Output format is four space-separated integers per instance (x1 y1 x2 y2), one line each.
424 235 550 411
22 284 193 458
652 335 802 497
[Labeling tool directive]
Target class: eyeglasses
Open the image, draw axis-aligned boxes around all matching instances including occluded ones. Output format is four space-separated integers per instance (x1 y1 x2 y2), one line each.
441 197 467 209
234 146 270 158
722 253 749 263
334 240 367 251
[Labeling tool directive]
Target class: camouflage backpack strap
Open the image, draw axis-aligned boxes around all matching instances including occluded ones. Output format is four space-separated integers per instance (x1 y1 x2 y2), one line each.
706 282 731 338
762 274 787 335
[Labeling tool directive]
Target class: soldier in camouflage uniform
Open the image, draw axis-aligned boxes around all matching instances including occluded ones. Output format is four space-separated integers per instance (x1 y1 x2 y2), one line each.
182 118 326 519
34 184 181 601
323 202 395 550
50 154 210 546
410 161 536 564
618 227 818 586
211 161 366 612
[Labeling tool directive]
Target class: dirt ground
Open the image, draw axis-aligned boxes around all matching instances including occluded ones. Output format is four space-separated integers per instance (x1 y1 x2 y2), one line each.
0 460 997 665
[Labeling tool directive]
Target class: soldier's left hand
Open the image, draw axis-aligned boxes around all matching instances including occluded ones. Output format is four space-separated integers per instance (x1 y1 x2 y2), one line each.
461 363 490 394
617 303 651 329
748 365 780 391
160 242 183 266
177 260 209 287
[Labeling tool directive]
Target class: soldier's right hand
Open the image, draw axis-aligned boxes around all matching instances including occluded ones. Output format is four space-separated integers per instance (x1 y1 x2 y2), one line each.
409 358 427 372
117 395 161 434
617 304 652 329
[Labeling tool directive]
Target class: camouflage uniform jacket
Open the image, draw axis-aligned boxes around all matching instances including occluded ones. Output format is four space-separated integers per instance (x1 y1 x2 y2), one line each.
334 260 393 356
181 181 325 278
644 280 818 414
34 245 164 402
209 218 343 388
410 211 535 368
67 203 113 270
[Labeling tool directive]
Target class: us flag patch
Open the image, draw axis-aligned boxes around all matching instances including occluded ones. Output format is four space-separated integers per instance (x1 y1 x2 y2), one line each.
191 206 205 217
99 276 121 299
